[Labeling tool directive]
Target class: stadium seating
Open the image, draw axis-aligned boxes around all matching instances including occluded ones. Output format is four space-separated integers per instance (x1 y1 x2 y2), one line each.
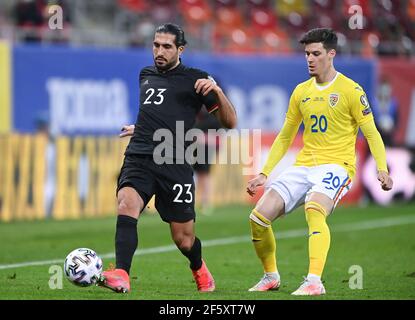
180 0 212 28
409 0 415 21
258 29 292 54
118 0 148 13
250 7 278 33
0 0 413 56
361 31 381 58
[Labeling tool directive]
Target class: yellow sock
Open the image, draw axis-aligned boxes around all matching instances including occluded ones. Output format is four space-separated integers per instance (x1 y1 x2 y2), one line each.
305 202 331 277
249 209 277 273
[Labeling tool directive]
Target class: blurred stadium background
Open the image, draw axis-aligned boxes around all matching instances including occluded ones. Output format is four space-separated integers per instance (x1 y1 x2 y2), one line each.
0 0 414 222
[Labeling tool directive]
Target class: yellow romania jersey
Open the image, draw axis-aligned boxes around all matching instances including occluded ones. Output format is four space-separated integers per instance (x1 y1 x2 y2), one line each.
286 72 374 178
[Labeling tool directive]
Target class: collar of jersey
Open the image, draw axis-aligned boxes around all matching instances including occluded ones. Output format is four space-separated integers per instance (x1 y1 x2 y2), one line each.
156 61 184 74
313 72 340 91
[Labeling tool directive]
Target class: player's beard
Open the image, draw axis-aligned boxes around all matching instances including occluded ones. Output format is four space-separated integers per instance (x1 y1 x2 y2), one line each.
154 57 178 72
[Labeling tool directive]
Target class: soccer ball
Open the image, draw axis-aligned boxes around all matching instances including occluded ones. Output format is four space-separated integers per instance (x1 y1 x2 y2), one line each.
64 248 103 287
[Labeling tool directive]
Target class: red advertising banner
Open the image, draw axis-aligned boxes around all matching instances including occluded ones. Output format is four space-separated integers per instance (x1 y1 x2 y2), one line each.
379 58 415 146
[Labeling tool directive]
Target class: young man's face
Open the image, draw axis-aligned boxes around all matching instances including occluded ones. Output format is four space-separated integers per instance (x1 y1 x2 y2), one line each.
304 42 335 78
153 32 182 71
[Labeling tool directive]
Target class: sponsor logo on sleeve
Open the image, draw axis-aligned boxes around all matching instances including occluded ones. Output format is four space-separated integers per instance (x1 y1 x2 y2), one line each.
360 94 372 116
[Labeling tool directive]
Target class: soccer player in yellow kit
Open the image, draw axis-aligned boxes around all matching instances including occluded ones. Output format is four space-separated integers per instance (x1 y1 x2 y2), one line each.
246 28 393 296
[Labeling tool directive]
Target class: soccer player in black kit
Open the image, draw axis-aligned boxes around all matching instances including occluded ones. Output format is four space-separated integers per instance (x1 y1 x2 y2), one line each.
98 24 237 293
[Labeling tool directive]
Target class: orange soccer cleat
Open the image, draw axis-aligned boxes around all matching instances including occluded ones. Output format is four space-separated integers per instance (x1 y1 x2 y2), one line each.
192 260 215 292
98 268 130 293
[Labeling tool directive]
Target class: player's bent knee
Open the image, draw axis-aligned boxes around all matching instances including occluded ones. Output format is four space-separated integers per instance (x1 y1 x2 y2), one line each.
250 209 271 239
117 199 133 214
250 209 271 226
173 235 193 251
255 189 285 221
304 201 328 225
117 200 140 218
304 201 327 217
117 189 143 218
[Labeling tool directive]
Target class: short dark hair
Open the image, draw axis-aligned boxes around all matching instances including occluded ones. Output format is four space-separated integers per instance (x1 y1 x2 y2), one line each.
155 23 187 47
299 28 337 51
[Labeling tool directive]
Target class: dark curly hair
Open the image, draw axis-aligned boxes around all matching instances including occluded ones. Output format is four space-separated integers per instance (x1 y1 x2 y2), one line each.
155 23 187 48
299 28 338 51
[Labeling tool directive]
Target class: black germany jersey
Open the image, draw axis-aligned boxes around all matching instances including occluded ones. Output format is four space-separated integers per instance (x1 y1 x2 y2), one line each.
125 63 219 160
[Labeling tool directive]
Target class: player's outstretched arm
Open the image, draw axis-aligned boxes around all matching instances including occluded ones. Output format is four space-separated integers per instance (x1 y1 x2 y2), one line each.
119 125 135 138
195 78 237 129
261 120 300 176
256 87 302 182
246 119 300 197
360 121 393 191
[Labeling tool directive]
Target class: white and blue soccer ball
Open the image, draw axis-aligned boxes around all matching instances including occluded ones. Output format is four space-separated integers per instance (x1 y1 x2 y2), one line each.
64 248 103 287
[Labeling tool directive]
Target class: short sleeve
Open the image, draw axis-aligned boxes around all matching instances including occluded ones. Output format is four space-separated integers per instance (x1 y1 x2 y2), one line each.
350 86 374 126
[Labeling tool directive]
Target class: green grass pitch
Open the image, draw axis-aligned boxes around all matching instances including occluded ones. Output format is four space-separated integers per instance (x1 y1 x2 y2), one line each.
0 203 414 300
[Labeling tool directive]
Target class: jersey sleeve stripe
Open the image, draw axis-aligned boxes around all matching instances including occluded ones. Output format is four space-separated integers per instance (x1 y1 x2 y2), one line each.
207 104 219 113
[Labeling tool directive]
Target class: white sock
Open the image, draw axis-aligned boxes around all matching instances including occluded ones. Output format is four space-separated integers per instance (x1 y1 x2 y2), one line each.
266 272 280 280
307 273 321 282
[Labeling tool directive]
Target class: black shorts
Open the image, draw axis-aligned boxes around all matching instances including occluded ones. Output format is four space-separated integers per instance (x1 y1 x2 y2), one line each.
117 154 196 223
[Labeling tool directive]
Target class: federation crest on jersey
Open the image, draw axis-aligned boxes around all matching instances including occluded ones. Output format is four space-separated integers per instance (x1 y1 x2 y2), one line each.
329 93 339 107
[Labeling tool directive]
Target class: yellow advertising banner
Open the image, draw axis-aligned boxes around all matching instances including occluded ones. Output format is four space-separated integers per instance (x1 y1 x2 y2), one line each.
0 41 11 133
0 134 250 222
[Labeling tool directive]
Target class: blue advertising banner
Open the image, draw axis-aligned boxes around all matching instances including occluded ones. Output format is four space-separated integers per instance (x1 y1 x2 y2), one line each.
12 45 375 134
